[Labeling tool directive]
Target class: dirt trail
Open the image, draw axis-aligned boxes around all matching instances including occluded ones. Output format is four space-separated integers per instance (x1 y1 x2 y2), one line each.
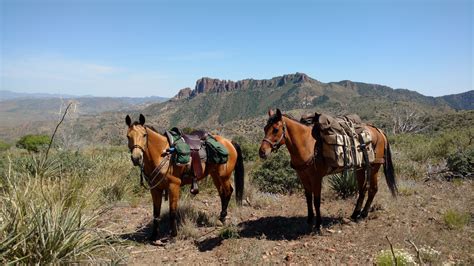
102 179 473 264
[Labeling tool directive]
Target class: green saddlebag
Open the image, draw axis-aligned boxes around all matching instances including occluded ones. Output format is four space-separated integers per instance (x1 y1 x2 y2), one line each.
205 135 229 164
168 129 191 164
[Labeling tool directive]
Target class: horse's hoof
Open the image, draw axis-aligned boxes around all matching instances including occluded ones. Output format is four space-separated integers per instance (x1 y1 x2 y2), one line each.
314 227 322 235
149 233 158 242
218 216 227 225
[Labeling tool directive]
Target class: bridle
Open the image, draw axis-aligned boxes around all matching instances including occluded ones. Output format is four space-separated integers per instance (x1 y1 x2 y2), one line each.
128 127 170 190
129 127 148 154
262 121 287 152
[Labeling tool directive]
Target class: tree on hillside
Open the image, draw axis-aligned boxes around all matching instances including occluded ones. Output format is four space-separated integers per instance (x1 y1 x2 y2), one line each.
391 104 429 134
16 134 50 152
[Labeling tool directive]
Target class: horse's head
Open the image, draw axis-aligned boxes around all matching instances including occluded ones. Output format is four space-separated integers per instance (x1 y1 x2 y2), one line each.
125 114 148 167
259 108 286 159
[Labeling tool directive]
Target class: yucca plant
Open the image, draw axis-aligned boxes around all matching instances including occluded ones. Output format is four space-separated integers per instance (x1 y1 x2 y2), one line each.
0 160 117 264
328 171 358 199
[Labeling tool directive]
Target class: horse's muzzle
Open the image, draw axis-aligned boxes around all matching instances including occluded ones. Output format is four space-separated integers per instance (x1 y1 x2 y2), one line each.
259 148 270 159
130 155 143 166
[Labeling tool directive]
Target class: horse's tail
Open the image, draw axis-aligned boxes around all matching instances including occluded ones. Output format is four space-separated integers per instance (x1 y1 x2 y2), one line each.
232 141 245 205
382 133 397 197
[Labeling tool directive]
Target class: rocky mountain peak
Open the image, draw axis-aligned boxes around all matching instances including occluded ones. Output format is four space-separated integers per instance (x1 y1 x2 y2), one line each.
173 73 314 100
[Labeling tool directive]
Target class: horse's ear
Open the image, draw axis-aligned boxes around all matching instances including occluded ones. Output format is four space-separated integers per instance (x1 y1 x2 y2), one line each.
139 114 145 125
276 108 282 121
268 109 275 117
125 115 132 127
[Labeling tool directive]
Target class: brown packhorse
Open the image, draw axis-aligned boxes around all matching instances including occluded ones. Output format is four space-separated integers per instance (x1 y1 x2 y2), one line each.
125 114 244 238
259 109 397 231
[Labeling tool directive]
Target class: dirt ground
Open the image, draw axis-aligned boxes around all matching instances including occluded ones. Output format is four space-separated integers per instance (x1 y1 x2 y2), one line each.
101 178 473 264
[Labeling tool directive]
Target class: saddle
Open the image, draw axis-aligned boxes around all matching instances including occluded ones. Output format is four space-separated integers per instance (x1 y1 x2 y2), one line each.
165 128 209 194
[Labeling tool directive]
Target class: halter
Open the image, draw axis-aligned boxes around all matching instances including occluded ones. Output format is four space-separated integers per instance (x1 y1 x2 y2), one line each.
262 122 287 152
129 127 169 190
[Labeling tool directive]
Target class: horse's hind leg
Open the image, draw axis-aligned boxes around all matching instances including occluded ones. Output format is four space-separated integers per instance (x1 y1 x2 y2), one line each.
150 188 163 240
305 190 314 225
360 164 381 218
311 176 323 232
211 172 234 223
351 170 367 220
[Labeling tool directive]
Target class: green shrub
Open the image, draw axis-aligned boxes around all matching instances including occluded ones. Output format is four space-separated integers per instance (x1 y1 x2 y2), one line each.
233 135 259 162
219 224 240 239
446 149 473 176
16 134 51 152
328 172 357 199
443 209 470 230
375 249 416 266
0 140 11 151
251 149 301 194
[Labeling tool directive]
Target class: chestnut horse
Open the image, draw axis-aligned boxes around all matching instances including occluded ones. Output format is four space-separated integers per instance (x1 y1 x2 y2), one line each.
259 109 397 231
125 114 244 238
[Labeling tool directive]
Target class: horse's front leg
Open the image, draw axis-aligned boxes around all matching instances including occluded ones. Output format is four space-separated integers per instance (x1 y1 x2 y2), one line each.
168 181 181 237
150 188 163 241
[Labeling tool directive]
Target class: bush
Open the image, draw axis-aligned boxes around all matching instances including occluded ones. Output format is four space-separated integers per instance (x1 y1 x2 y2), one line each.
0 140 11 151
446 149 473 176
16 134 50 152
328 172 357 199
251 149 301 194
232 135 259 162
443 209 470 230
375 249 416 266
219 224 240 239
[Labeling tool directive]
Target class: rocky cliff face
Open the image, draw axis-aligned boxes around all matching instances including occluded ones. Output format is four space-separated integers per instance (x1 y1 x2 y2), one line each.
173 73 315 100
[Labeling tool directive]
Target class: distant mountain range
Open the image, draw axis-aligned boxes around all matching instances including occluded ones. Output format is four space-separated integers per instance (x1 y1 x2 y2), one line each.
0 74 471 144
0 90 168 103
0 90 168 127
142 73 472 132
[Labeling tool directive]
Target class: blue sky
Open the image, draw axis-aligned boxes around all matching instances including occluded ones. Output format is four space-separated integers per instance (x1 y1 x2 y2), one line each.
1 0 472 97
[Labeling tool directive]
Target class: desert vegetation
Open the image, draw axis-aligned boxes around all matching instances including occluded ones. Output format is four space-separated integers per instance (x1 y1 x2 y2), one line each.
0 106 472 264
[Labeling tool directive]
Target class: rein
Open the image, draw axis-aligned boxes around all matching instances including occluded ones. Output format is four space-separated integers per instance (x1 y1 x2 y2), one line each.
140 154 170 190
262 122 287 152
130 127 170 190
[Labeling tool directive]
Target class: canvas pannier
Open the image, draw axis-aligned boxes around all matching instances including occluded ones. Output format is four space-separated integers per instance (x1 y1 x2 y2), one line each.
311 113 375 170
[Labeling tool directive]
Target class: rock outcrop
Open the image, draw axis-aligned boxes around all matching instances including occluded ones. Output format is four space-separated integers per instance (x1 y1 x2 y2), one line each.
174 73 315 100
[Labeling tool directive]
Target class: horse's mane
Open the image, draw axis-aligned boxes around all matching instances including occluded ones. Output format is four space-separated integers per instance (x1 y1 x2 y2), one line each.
131 122 161 134
267 113 309 127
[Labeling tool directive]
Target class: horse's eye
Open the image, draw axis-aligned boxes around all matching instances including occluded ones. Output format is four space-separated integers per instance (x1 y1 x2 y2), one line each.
143 134 147 138
272 127 279 134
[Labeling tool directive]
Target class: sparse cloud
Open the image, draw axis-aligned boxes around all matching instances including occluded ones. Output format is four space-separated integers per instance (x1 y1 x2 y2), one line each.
0 55 177 97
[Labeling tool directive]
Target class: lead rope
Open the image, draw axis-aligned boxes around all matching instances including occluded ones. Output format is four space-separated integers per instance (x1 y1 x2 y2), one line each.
141 154 171 190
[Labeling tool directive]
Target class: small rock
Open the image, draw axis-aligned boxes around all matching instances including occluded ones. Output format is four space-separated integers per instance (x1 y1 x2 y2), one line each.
285 252 294 261
342 218 352 224
326 248 336 253
326 229 336 234
215 220 224 226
